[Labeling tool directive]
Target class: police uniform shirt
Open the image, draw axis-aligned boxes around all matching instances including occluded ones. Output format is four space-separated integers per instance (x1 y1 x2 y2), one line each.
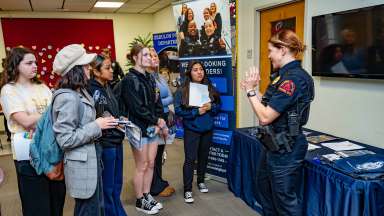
267 60 311 114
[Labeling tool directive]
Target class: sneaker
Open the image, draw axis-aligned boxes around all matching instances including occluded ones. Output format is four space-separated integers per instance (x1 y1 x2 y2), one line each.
144 193 163 210
184 191 194 203
198 183 208 193
136 197 159 215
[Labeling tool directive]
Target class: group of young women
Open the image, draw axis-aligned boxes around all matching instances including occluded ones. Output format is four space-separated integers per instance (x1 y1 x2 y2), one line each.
0 42 221 215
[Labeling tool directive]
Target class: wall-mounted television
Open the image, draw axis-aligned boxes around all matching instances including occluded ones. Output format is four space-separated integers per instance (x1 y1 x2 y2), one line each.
312 4 384 79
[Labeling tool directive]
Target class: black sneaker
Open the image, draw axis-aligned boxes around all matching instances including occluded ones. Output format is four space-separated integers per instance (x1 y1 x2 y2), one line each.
197 183 208 193
136 197 159 215
184 191 194 203
144 193 163 210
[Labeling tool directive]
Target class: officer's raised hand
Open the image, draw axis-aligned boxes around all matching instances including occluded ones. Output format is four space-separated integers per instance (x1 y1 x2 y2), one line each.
241 66 280 126
240 66 260 92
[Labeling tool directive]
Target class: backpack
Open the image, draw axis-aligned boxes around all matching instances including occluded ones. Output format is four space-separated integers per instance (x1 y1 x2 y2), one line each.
113 73 140 117
30 91 83 181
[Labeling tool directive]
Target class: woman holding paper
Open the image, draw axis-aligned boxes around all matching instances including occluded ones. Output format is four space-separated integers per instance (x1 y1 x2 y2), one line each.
174 61 221 203
0 47 66 216
121 44 166 215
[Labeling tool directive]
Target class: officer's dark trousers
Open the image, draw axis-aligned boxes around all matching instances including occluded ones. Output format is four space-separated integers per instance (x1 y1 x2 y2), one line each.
256 134 307 216
14 160 66 216
183 129 213 193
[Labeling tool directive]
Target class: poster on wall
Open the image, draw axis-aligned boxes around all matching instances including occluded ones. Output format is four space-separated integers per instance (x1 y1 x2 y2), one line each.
1 18 116 88
172 0 236 181
173 0 232 58
153 31 178 53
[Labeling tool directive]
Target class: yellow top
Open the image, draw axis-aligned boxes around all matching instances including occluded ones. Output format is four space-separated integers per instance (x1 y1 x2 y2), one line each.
0 83 52 160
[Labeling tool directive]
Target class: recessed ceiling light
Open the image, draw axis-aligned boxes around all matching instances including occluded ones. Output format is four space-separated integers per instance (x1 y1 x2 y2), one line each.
94 1 124 8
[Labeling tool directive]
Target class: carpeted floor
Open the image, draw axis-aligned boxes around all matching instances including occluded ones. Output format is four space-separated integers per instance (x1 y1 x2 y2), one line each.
0 138 259 216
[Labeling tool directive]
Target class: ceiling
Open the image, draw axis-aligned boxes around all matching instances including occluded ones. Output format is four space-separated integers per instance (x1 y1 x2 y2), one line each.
0 0 174 14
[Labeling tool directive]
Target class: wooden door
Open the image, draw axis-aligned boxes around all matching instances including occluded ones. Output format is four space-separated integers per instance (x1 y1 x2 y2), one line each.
259 1 304 94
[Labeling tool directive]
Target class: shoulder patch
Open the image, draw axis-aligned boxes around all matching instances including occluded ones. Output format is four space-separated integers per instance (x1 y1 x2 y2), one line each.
278 80 295 96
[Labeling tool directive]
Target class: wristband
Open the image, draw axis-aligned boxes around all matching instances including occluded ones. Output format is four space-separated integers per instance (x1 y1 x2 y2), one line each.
247 90 257 98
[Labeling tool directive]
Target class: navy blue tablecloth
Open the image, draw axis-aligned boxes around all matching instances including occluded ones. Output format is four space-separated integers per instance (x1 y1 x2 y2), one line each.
227 127 384 216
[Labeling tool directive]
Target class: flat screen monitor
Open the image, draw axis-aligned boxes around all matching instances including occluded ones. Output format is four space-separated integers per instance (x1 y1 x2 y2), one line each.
312 4 384 79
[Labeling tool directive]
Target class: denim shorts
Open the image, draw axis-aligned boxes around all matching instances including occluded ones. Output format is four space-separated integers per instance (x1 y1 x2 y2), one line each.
140 135 160 145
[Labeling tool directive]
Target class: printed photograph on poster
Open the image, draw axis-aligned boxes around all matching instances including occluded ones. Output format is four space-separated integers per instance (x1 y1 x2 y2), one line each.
152 31 182 93
173 0 232 58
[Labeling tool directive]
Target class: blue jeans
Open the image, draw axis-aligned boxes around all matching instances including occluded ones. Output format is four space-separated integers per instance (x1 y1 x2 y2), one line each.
256 134 307 216
102 145 127 216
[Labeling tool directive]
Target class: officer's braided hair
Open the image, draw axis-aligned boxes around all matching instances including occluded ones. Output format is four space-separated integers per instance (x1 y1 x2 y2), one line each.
269 29 306 57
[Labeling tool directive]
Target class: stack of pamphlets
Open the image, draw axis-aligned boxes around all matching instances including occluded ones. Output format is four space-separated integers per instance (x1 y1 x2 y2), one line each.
336 150 375 158
306 134 338 144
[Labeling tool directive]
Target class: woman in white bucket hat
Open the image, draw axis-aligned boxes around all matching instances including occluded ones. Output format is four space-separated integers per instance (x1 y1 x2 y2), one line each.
52 44 118 216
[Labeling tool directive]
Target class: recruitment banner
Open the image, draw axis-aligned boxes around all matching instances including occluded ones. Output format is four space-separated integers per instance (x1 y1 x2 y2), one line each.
172 0 236 181
153 31 177 53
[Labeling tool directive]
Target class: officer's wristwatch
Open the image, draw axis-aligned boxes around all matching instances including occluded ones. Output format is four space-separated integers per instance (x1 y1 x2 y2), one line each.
246 89 257 98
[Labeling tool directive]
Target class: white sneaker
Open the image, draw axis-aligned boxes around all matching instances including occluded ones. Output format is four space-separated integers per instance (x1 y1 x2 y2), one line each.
198 183 209 193
184 191 194 203
136 198 159 215
144 193 163 210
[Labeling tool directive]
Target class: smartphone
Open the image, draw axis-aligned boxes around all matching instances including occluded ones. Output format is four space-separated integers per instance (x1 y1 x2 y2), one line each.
116 120 130 125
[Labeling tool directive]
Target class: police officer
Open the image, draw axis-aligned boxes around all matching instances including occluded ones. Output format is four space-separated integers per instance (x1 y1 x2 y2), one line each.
200 18 226 56
179 20 201 57
241 29 314 216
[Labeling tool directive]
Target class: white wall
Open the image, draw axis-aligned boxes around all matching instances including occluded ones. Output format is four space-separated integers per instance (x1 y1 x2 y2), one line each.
153 6 176 34
238 0 384 148
304 0 384 147
237 0 293 128
0 12 154 70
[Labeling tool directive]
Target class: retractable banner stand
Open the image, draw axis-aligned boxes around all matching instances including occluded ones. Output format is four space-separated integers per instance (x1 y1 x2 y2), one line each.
173 0 236 181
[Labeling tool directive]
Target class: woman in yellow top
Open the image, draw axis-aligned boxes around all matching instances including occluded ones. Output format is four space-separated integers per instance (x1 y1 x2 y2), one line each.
0 47 66 216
